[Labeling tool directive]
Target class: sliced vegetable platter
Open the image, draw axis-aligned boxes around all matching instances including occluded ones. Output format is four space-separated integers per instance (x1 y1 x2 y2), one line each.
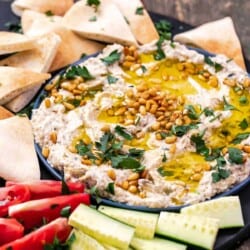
1 2 250 250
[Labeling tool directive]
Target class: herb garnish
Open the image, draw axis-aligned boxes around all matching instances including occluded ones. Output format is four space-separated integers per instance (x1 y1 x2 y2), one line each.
171 124 198 137
212 156 230 183
135 6 144 15
45 10 54 16
228 147 244 164
162 152 167 162
191 131 209 156
114 125 133 140
185 105 199 120
141 65 147 73
5 22 22 33
231 132 250 144
86 0 100 11
202 107 214 117
155 20 172 40
76 141 97 160
101 50 121 65
204 56 223 72
223 96 237 111
89 16 97 22
157 167 173 177
65 65 94 80
205 148 221 161
239 118 248 130
239 95 248 105
154 36 165 60
106 182 115 194
107 75 118 84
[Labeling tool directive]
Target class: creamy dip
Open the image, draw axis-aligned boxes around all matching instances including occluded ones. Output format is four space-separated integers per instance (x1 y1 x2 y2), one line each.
31 40 250 208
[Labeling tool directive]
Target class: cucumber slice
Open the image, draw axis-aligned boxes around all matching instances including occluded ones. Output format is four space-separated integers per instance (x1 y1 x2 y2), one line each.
69 204 135 250
156 212 219 250
130 236 187 250
98 205 159 239
70 229 106 250
181 196 244 228
102 243 120 250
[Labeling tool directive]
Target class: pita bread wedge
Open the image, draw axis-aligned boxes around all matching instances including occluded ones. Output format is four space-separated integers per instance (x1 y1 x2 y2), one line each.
62 0 137 46
174 17 246 70
0 115 40 181
0 32 36 55
0 33 60 112
22 10 104 72
112 0 159 44
0 106 13 120
11 0 73 16
0 67 50 105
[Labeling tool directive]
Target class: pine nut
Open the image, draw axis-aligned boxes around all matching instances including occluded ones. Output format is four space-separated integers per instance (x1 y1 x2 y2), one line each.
42 147 50 158
128 172 140 181
68 145 77 153
63 102 75 110
128 180 138 186
107 169 116 180
243 145 250 153
151 122 160 131
44 98 51 108
128 185 138 193
139 105 147 115
122 181 129 190
50 131 57 144
191 173 202 181
139 191 146 198
101 125 110 132
114 107 126 116
81 159 92 165
165 136 177 144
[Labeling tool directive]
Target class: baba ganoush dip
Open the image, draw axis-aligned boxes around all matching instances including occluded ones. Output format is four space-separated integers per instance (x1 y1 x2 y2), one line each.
31 40 250 208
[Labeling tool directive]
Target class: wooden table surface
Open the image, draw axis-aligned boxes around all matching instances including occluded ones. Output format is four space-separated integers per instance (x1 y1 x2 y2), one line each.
144 1 250 249
144 0 250 71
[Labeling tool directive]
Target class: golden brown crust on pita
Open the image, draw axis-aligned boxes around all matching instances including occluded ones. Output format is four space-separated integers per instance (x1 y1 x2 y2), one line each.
0 106 13 120
0 66 50 105
112 0 159 44
62 0 138 46
0 115 40 181
0 32 36 55
11 0 73 16
173 17 246 70
21 10 104 72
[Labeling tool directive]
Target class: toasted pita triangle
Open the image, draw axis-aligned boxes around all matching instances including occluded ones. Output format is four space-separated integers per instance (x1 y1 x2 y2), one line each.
0 66 50 105
0 33 60 112
112 0 159 44
0 32 36 55
11 0 73 16
174 17 246 69
0 106 13 120
62 0 137 46
0 115 40 181
22 10 104 71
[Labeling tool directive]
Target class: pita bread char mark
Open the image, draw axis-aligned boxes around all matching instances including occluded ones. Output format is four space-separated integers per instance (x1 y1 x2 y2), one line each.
0 66 50 105
21 10 104 72
0 115 40 181
62 0 138 46
11 0 74 16
173 17 246 70
0 32 37 56
112 0 159 44
0 106 14 120
0 33 60 112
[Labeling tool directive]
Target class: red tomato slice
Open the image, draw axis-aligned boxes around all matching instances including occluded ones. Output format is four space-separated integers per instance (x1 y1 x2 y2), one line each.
0 185 30 217
0 218 24 245
6 180 85 200
0 217 71 250
9 193 90 230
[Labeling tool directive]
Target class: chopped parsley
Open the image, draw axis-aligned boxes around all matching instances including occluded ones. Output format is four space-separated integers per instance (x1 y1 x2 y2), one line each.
106 182 115 195
65 65 94 80
239 118 248 130
239 95 248 105
135 6 144 15
157 167 173 177
185 105 199 120
107 75 118 84
5 21 22 33
162 152 167 162
171 124 198 137
101 50 121 65
223 96 237 111
231 132 250 144
155 20 172 40
204 56 223 72
228 147 244 164
154 36 166 60
202 107 215 117
86 0 100 10
212 156 230 183
191 131 209 156
89 16 97 22
45 10 54 16
80 53 87 59
114 125 133 140
209 114 222 123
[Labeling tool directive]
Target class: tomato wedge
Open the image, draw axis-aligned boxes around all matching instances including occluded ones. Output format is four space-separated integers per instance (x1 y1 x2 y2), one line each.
9 193 90 230
0 217 71 250
6 180 85 200
0 185 30 217
0 218 24 245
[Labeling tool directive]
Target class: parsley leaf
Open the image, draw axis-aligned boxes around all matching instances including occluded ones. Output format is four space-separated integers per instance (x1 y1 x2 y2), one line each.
65 65 94 80
154 36 165 61
171 124 198 137
204 56 223 72
135 6 144 15
223 96 237 111
228 147 244 164
191 131 209 156
86 0 100 10
5 22 22 33
111 156 144 171
211 156 230 183
239 118 248 130
155 20 172 40
106 182 115 194
141 65 147 73
45 10 54 16
205 148 221 161
76 141 97 160
202 107 214 117
231 132 250 144
157 167 173 177
107 75 118 84
128 148 144 158
101 50 121 65
115 125 133 140
185 105 199 120
162 152 167 162
239 95 248 105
